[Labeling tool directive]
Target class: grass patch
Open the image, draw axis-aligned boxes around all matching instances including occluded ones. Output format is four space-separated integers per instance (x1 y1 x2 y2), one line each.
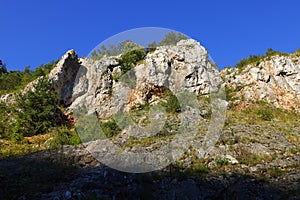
0 133 53 159
215 157 229 166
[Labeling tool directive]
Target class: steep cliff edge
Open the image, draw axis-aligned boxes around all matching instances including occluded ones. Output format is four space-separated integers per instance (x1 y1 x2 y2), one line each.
64 39 222 118
45 42 300 114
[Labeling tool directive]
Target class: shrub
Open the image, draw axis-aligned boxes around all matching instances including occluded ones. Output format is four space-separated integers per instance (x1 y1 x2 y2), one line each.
0 60 58 95
215 157 229 166
236 55 264 71
100 118 121 138
91 40 143 60
159 91 181 114
235 48 288 72
118 48 147 75
266 48 288 57
10 132 24 143
48 127 81 148
74 111 105 142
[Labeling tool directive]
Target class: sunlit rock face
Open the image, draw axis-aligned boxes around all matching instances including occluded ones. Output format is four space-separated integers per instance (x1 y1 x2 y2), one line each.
48 49 81 106
222 55 300 111
55 39 221 118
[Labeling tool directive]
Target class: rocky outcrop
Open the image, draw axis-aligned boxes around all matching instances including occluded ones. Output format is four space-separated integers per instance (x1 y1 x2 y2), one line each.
48 49 81 106
222 55 300 111
17 49 81 106
1 144 298 199
68 39 221 118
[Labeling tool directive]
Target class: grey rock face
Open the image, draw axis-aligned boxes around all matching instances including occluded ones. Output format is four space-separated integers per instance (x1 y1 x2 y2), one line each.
48 49 81 106
20 49 81 106
222 55 300 111
67 39 221 118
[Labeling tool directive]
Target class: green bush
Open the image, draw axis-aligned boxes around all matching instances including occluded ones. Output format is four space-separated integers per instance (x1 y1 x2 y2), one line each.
91 40 143 60
0 70 23 94
90 32 188 60
10 132 24 143
49 127 81 148
100 119 121 138
118 48 147 75
235 48 288 72
236 55 264 71
265 48 288 57
74 111 105 142
0 60 58 95
159 91 181 114
215 157 229 166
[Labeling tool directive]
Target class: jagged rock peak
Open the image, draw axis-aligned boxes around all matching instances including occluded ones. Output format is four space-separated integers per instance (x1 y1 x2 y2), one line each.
48 49 81 106
67 39 222 118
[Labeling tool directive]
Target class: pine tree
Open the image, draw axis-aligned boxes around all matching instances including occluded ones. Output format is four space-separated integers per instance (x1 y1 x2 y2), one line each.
14 77 59 136
0 60 7 75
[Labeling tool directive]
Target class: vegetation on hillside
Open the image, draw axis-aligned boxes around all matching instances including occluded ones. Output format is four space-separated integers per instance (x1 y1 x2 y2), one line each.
91 31 188 60
0 34 170 157
118 48 147 75
0 34 299 165
158 31 187 46
91 40 143 60
235 48 288 72
0 59 79 158
0 59 58 95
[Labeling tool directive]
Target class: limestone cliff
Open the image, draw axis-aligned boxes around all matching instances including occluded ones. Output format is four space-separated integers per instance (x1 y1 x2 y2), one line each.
222 54 300 111
1 41 300 199
53 39 222 118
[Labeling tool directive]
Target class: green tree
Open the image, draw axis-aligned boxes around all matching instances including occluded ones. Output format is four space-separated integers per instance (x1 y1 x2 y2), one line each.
146 41 157 50
100 119 121 138
119 40 143 54
0 71 23 93
91 40 143 60
14 77 60 136
0 60 7 75
0 102 12 138
159 32 188 46
265 48 287 57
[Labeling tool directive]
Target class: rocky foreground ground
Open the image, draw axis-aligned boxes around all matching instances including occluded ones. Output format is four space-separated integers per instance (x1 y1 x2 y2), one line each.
0 119 299 200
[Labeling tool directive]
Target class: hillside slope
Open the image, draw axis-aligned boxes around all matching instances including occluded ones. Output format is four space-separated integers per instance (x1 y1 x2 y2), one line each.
0 40 299 199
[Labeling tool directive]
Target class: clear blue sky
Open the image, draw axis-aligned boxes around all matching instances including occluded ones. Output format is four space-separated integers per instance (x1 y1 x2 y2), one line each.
1 0 300 71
